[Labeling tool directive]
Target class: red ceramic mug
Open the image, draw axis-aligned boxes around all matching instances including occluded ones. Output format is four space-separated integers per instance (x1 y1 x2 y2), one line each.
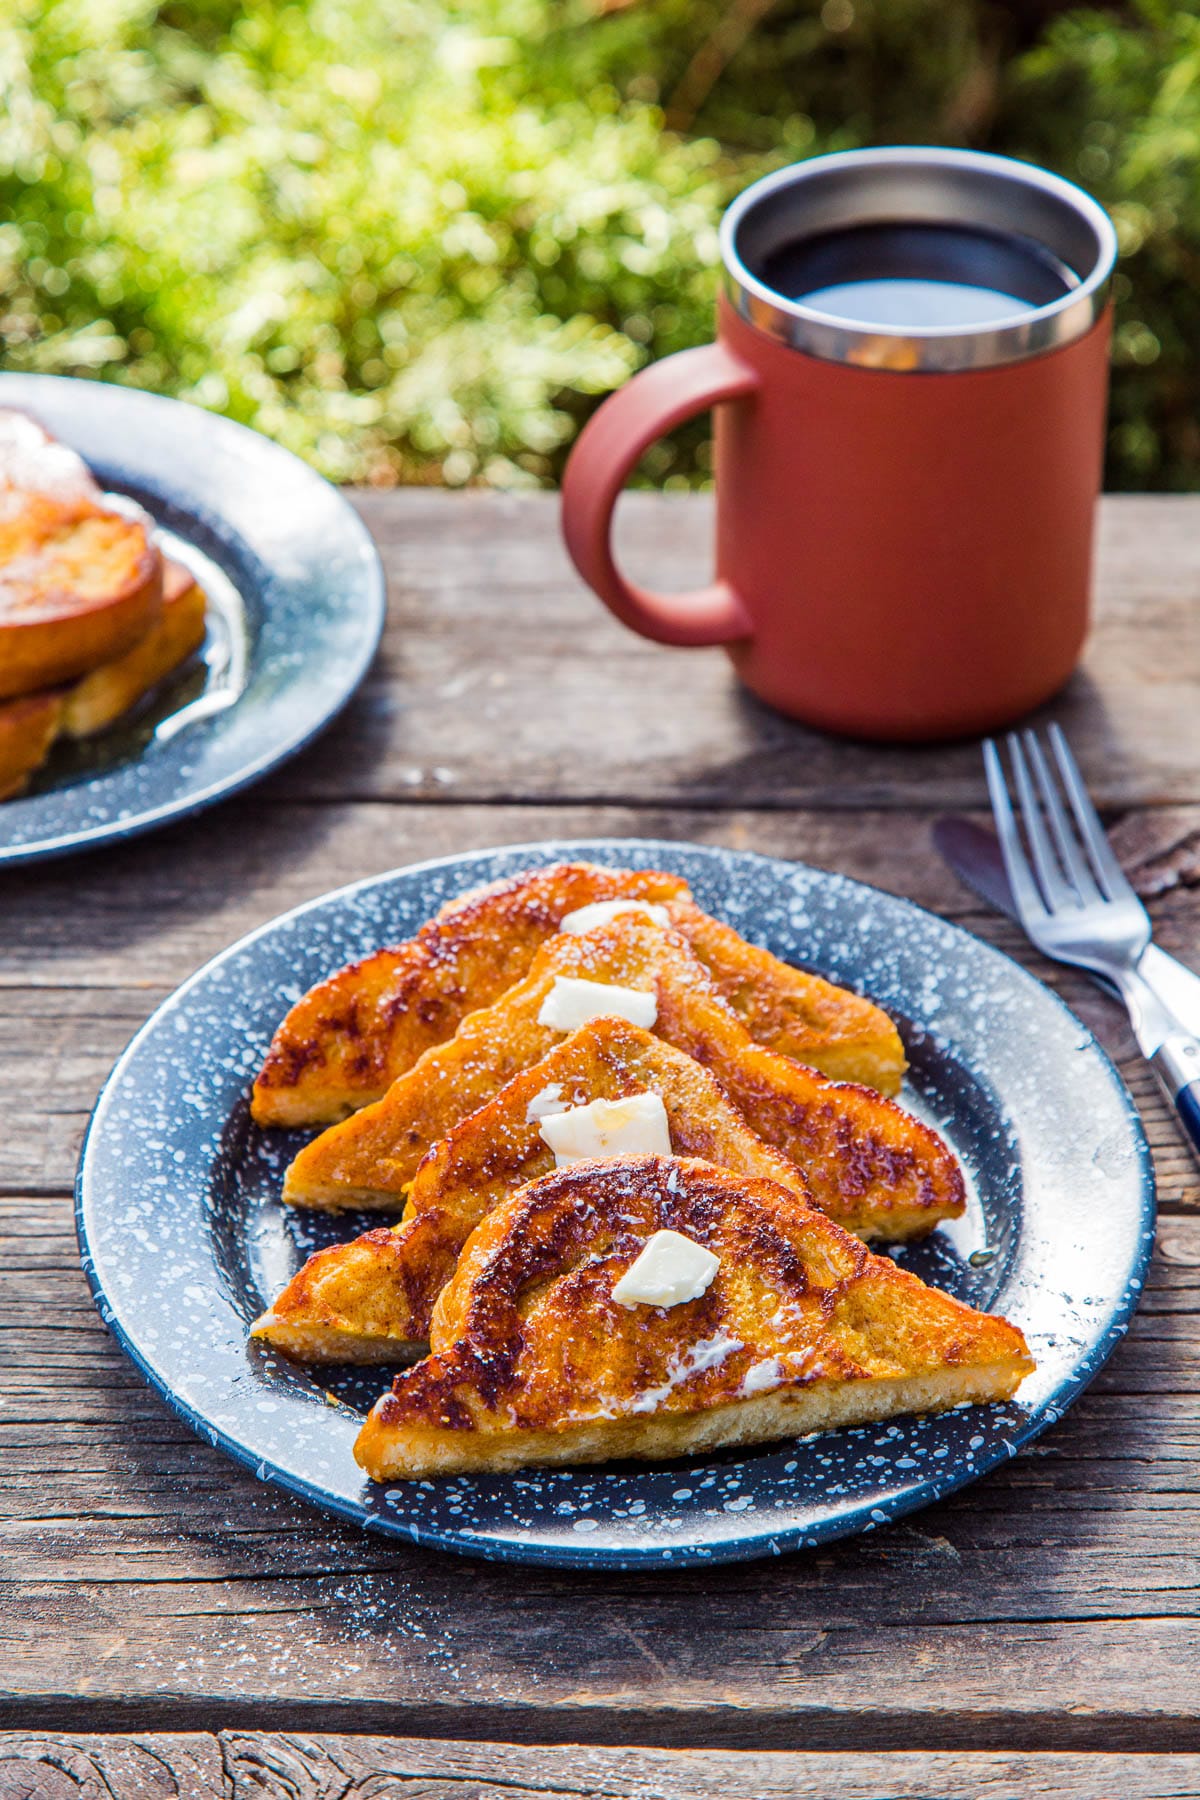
561 149 1117 741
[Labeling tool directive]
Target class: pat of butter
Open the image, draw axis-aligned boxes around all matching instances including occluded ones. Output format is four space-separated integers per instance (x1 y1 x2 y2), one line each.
537 975 657 1033
741 1356 784 1396
538 1092 671 1167
612 1228 719 1309
560 899 670 935
525 1082 565 1123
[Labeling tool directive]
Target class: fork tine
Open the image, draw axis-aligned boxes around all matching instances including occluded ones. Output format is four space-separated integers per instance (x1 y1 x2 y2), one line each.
1023 731 1101 904
1006 732 1076 912
1048 722 1137 902
983 738 1049 924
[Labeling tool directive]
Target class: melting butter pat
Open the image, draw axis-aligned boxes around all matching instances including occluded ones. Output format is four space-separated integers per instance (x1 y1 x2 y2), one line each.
537 975 657 1033
741 1356 784 1396
538 1091 671 1167
525 1082 565 1123
559 899 670 935
612 1228 719 1309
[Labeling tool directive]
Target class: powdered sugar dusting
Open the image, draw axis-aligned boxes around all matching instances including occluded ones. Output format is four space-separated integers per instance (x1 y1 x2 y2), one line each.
525 1083 564 1123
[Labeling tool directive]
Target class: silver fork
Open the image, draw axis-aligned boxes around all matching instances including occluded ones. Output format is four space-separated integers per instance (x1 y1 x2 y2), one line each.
985 723 1200 1165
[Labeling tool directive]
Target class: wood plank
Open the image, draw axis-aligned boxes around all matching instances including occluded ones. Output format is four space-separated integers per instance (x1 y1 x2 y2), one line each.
0 1734 221 1797
216 1738 1200 1799
5 1734 1200 1799
6 1193 1200 1743
1 798 1195 991
237 492 1200 809
11 1615 1200 1749
2 800 999 990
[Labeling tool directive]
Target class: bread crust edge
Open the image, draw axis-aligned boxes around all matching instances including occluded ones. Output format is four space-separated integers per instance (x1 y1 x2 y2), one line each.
355 1356 1032 1481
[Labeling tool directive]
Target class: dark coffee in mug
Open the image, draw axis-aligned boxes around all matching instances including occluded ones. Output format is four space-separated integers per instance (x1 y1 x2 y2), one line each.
760 220 1077 330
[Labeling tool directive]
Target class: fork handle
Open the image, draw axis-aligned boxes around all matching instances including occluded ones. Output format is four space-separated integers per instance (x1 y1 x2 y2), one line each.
1151 1035 1200 1168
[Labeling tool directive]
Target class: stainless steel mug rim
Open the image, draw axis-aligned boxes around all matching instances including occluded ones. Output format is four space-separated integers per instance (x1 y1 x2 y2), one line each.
719 147 1118 372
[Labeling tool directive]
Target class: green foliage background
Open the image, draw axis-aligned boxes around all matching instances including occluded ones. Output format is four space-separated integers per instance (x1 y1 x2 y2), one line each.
2 0 1197 488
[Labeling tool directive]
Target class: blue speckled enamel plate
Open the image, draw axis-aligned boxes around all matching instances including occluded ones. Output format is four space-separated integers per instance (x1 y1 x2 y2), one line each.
0 374 384 864
77 840 1156 1568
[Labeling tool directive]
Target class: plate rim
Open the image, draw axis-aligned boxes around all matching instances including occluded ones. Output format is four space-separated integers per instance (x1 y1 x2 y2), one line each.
75 836 1158 1569
0 372 386 866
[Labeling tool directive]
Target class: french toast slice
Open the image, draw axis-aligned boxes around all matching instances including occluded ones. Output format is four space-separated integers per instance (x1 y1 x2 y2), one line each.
0 412 162 699
60 557 207 737
251 861 905 1126
355 1155 1033 1481
0 688 66 800
0 559 207 798
251 862 690 1126
283 915 964 1242
252 1017 814 1362
670 898 904 1093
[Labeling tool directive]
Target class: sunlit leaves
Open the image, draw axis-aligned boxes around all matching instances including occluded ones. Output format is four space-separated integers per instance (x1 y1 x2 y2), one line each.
1 0 1194 487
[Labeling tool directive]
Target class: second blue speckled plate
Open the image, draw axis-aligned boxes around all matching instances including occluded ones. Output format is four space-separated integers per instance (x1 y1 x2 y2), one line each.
77 840 1156 1568
0 374 384 864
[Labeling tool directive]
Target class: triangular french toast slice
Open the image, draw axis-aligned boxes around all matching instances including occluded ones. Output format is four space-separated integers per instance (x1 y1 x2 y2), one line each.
251 861 905 1126
354 1155 1033 1481
667 897 904 1093
251 863 689 1126
252 1017 814 1362
282 914 963 1242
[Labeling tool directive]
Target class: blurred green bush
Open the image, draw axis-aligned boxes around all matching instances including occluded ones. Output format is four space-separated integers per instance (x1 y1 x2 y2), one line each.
1 0 1196 487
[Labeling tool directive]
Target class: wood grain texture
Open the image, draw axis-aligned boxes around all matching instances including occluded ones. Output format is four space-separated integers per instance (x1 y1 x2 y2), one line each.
0 1736 220 1797
217 1737 1200 1799
6 1185 1200 1744
246 492 1200 810
5 1735 1200 1799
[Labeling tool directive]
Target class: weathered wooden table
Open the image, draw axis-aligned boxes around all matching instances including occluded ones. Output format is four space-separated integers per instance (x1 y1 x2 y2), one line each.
3 493 1200 1798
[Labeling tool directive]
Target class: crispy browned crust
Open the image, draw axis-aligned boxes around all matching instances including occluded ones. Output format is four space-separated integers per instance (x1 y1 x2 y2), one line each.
60 557 206 737
284 915 963 1239
250 862 691 1126
252 1017 815 1361
251 863 906 1126
251 1227 436 1364
0 490 163 700
668 899 905 1093
0 688 65 799
355 1155 1033 1481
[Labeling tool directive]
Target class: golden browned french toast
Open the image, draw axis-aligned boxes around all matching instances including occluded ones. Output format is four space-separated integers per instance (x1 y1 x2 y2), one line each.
283 914 964 1242
251 1017 814 1362
60 556 207 738
0 557 207 796
354 1155 1033 1481
670 898 904 1092
251 863 691 1126
0 410 163 700
251 862 906 1126
0 688 65 799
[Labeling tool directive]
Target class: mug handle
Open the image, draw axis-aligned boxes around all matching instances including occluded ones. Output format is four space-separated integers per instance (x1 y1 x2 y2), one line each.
561 343 760 646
